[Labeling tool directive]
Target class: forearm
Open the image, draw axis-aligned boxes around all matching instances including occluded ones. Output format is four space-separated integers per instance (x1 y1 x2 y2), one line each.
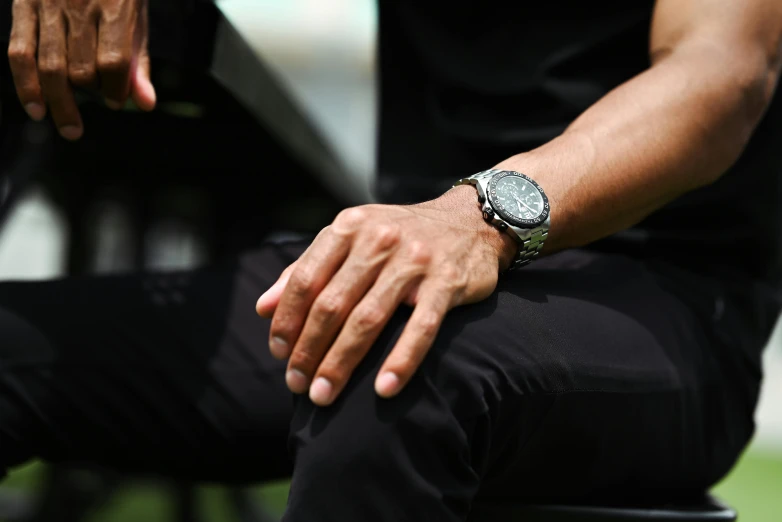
494 43 780 254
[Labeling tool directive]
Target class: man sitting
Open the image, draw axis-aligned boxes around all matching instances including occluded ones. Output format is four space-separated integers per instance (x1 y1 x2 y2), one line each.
0 1 781 520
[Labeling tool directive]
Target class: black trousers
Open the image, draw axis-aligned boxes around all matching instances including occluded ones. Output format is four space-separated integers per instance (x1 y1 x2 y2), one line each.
0 240 776 521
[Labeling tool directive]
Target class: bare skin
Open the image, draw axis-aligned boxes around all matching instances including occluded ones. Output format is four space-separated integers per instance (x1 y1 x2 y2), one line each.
7 0 156 141
8 1 779 407
257 188 516 406
256 0 782 406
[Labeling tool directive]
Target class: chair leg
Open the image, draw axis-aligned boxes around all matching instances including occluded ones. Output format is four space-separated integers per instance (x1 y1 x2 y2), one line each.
30 465 121 522
227 488 280 522
173 482 201 522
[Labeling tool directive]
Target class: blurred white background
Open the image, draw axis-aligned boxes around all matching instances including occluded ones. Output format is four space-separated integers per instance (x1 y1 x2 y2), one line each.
0 0 779 451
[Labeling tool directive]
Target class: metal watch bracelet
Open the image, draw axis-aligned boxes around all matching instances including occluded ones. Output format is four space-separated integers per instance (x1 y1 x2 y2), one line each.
455 169 549 271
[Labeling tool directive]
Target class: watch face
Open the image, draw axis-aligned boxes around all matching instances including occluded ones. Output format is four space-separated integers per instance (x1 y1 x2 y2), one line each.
487 171 549 227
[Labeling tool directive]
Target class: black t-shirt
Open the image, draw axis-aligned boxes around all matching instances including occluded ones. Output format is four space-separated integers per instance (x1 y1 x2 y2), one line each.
375 1 782 284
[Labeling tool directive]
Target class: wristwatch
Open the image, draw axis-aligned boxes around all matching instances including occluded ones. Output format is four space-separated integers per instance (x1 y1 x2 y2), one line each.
454 169 550 271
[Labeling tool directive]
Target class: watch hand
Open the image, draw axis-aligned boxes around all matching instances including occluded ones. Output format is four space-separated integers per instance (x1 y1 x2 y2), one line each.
513 194 536 212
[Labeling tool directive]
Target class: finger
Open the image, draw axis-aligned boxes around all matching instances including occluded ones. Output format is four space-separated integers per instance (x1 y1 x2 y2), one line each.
97 3 136 108
256 261 299 319
375 282 451 399
307 241 430 406
66 7 99 89
8 1 45 120
286 226 401 395
130 0 155 111
38 6 83 140
268 224 352 361
256 239 322 318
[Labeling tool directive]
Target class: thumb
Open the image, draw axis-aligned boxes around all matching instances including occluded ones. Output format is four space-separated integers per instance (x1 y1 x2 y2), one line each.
131 51 155 111
256 262 299 319
130 1 156 111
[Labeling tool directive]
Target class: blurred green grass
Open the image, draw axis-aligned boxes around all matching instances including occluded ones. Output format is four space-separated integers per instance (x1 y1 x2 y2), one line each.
2 444 780 521
713 446 782 521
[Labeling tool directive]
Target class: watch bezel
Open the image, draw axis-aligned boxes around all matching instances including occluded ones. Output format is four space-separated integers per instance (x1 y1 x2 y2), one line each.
486 171 550 228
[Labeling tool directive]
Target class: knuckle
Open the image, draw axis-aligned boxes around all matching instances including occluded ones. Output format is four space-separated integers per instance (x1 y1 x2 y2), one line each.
65 2 95 20
443 277 469 299
438 264 463 284
453 273 470 293
38 57 66 78
406 240 432 266
269 319 291 339
97 51 131 74
288 269 316 298
333 342 364 366
313 293 344 321
7 44 34 66
289 349 318 371
417 311 441 337
354 303 386 333
68 66 96 87
334 207 367 231
372 224 401 251
317 347 365 387
10 0 30 16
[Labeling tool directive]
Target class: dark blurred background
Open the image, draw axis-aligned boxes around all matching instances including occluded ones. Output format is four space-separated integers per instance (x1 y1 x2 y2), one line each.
0 1 779 521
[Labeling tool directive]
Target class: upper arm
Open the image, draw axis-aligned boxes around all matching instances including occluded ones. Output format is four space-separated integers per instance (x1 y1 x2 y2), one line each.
651 0 782 119
651 0 782 67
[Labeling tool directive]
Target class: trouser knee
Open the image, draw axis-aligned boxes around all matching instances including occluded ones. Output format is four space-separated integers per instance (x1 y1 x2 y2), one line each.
284 346 494 521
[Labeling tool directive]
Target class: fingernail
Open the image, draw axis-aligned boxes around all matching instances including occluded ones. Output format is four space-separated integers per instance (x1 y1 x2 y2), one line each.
309 377 333 405
59 126 83 141
375 372 400 398
286 369 309 394
105 99 123 110
269 336 289 359
24 103 46 121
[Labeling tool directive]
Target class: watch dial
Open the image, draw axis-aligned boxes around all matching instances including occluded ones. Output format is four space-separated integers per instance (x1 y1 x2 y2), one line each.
494 176 544 221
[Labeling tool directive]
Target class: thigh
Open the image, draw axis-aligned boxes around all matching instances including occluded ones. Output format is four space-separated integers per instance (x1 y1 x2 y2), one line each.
444 250 759 502
303 249 759 504
0 240 307 483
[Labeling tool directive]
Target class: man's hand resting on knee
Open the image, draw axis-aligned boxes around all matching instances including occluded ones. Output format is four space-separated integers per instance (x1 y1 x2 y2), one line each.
7 0 156 140
258 0 782 407
256 186 517 406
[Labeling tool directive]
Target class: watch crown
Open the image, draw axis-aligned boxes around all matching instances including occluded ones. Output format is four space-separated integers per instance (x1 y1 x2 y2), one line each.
482 208 494 221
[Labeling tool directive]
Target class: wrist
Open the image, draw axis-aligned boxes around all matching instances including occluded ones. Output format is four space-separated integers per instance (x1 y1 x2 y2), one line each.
490 154 561 254
434 185 518 270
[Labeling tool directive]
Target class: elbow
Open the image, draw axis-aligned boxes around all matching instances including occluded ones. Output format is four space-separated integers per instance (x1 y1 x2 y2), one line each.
734 51 778 137
702 47 780 186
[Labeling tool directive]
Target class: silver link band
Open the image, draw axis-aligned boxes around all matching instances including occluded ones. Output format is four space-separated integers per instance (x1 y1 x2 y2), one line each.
455 169 550 272
512 229 548 270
